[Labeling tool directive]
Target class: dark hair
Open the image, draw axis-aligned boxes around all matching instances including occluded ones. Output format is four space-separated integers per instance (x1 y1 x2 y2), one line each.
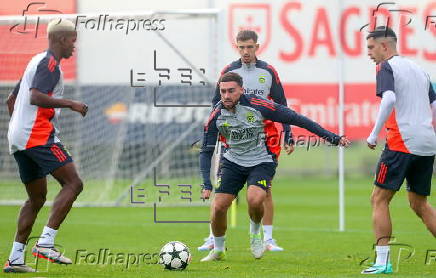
366 26 397 41
236 30 258 43
219 72 243 87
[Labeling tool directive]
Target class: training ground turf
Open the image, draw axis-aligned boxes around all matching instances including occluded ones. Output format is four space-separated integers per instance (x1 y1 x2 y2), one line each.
1 176 435 278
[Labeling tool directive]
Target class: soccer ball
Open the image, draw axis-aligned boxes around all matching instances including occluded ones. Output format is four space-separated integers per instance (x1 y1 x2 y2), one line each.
158 241 191 270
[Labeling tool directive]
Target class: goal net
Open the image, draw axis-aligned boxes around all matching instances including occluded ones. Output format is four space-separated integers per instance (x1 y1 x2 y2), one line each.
0 10 220 207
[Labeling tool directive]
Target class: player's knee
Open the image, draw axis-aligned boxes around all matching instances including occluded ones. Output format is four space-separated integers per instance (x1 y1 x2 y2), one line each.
370 192 388 207
247 195 264 208
65 178 83 196
213 201 230 215
28 194 46 209
409 200 426 217
74 179 84 195
370 194 380 207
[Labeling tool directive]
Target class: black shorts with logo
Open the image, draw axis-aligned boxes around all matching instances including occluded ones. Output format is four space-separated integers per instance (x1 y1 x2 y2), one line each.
374 147 434 196
13 143 73 184
215 157 277 196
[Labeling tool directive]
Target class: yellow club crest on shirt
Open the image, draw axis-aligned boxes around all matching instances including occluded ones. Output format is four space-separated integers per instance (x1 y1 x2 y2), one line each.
258 76 266 84
246 112 255 123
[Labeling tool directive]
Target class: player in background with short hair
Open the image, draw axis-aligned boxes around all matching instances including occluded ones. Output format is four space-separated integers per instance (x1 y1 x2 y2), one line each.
3 19 88 273
362 26 436 275
199 72 350 261
198 30 293 252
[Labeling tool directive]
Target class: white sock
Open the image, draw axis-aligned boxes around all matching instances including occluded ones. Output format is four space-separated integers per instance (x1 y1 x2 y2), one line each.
263 225 273 241
375 245 390 265
250 219 261 234
214 236 225 252
37 226 58 247
208 224 213 239
9 241 25 265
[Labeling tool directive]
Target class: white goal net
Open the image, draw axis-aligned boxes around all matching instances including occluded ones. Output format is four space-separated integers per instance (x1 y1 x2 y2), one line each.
0 10 220 207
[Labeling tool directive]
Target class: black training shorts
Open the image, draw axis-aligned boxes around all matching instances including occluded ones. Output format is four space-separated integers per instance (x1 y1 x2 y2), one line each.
13 143 73 184
215 157 277 196
374 147 434 196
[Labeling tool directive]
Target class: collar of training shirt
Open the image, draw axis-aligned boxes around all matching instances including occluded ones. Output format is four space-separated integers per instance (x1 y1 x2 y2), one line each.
239 57 258 71
46 49 60 62
241 62 256 71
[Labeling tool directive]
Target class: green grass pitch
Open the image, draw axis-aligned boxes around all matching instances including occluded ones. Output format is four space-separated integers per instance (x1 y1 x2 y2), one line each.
1 176 435 277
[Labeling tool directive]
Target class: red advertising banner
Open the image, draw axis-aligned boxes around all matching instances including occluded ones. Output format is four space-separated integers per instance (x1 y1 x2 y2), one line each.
284 83 380 140
0 0 76 81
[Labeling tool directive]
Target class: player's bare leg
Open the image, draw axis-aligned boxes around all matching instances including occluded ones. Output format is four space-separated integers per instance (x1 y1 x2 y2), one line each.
201 193 234 262
32 162 83 265
210 193 234 237
247 186 266 223
5 178 47 273
362 186 396 274
16 178 47 244
247 186 267 259
47 162 83 229
370 186 396 245
262 191 273 226
408 192 436 236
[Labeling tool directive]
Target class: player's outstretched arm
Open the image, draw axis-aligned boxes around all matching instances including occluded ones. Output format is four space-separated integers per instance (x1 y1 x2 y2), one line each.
284 111 350 147
30 89 88 117
249 96 350 146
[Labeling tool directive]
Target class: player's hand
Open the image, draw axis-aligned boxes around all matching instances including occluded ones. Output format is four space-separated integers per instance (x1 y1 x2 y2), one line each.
367 143 376 150
70 101 88 117
201 189 212 200
6 93 17 117
283 143 294 155
366 136 376 150
339 136 351 147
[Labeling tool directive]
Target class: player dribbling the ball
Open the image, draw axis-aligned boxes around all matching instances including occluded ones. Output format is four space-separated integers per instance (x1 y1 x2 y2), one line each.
199 72 350 261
